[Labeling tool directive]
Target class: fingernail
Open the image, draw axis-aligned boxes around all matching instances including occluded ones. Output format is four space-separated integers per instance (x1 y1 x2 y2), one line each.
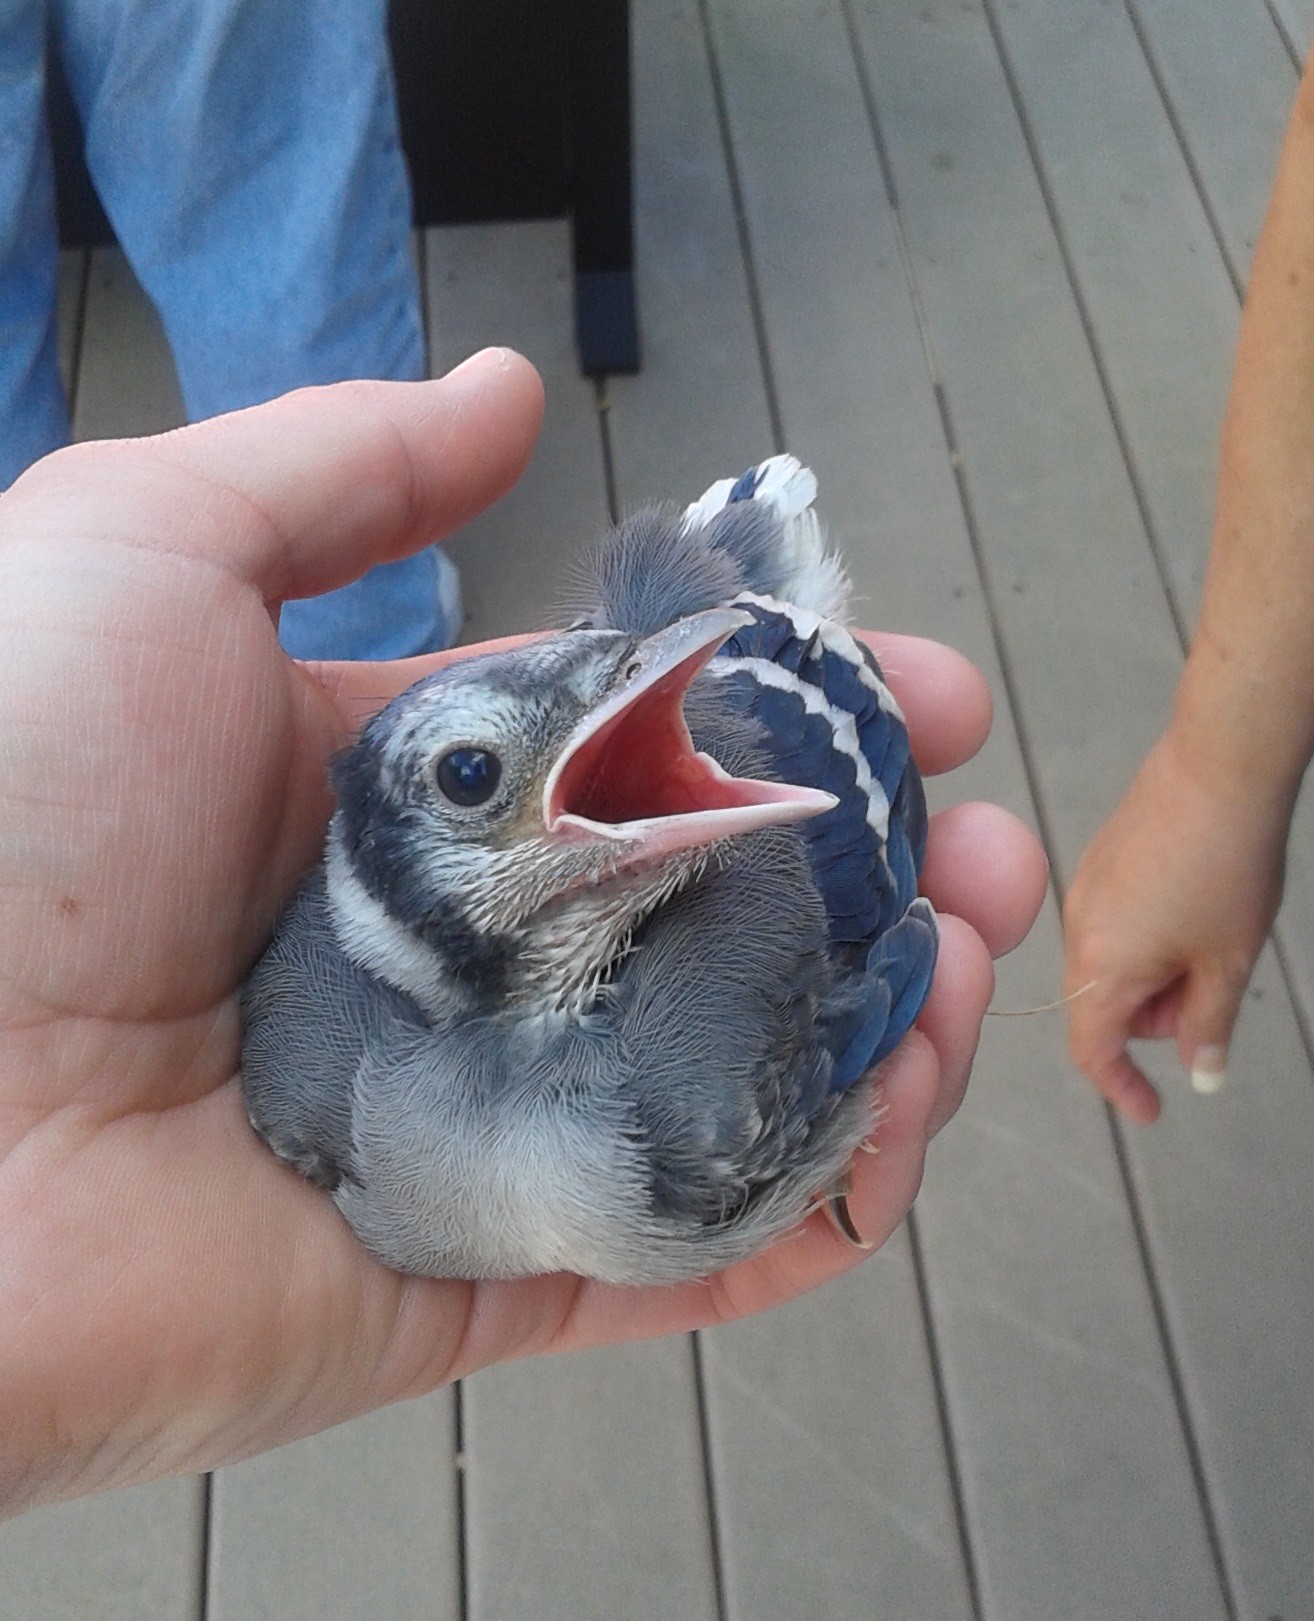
1190 1045 1228 1095
444 346 511 383
825 1192 873 1250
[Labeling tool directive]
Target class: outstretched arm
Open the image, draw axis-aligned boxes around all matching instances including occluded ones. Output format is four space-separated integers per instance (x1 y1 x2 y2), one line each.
1065 53 1314 1121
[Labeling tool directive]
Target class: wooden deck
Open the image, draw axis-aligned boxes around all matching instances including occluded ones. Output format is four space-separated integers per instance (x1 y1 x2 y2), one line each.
5 1 1314 1615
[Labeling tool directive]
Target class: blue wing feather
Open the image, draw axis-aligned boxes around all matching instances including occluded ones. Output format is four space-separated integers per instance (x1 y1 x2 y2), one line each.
827 899 939 1088
704 592 937 1087
727 467 762 502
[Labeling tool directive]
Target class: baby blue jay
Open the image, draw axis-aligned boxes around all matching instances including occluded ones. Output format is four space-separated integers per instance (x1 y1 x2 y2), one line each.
241 456 938 1284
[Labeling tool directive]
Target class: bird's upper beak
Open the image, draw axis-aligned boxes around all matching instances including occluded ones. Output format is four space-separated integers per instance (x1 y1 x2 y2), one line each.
542 607 836 864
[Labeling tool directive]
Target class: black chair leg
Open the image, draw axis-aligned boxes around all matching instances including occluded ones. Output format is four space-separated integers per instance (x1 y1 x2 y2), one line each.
567 0 640 374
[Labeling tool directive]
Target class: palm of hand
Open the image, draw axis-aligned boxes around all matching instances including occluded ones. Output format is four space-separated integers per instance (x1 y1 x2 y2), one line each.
0 500 390 1510
0 367 1046 1515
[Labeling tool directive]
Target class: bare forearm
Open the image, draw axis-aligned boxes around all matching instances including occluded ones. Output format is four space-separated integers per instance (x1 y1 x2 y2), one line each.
1175 56 1314 808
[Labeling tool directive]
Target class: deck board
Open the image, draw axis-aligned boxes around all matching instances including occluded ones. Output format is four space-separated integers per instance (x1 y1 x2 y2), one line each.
1123 0 1296 284
700 1261 977 1621
424 221 611 642
56 249 85 395
1270 0 1314 58
852 1 1314 1614
0 1480 204 1621
464 1343 720 1621
72 247 183 443
207 1399 460 1621
968 10 1314 1610
604 0 777 498
983 0 1238 647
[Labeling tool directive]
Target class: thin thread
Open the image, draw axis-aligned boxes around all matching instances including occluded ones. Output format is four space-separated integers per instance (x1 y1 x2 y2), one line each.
986 979 1097 1019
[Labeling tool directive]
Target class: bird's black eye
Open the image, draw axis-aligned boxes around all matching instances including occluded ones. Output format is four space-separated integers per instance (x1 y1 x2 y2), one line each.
434 747 502 807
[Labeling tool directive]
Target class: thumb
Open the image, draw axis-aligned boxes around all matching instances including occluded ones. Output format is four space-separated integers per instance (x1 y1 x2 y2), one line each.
8 349 545 610
186 349 545 605
1175 967 1247 1095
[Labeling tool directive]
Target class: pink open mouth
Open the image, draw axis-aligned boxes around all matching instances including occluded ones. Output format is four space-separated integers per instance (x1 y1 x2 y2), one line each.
542 609 835 865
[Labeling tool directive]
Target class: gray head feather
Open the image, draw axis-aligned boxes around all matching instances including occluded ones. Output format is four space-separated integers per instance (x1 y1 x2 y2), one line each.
585 504 743 634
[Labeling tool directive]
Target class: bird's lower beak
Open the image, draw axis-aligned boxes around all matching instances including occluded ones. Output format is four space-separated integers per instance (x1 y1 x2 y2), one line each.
542 607 836 864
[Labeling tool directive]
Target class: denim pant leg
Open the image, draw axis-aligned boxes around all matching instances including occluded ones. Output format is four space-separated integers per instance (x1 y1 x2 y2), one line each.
55 0 460 658
0 0 70 490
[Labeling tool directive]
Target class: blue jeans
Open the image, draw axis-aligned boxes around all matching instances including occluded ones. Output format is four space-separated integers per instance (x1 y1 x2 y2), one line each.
0 0 459 659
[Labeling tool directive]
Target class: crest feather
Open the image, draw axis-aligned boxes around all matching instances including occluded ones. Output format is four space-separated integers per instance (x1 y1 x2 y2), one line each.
682 455 851 622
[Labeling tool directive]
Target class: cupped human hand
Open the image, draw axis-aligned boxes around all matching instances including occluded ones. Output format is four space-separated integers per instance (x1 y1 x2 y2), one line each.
0 356 1047 1517
1063 726 1288 1124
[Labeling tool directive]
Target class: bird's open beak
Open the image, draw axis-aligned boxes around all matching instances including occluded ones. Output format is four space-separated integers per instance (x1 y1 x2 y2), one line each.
542 607 836 864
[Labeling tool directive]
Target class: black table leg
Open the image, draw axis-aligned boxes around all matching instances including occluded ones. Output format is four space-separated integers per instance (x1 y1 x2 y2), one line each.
567 0 640 374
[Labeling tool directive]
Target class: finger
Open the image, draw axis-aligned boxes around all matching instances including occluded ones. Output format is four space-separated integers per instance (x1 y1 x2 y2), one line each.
1128 978 1186 1041
151 350 544 604
304 634 542 733
916 913 995 1136
1066 985 1162 1124
839 1029 940 1249
1175 969 1245 1095
858 633 992 776
920 801 1049 958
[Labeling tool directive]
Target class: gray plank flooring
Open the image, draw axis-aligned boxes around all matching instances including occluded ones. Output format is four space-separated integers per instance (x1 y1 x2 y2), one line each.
0 1480 205 1621
850 5 1314 1616
463 1342 720 1621
55 251 85 395
1270 0 1314 59
424 222 611 642
3 3 1312 1616
1124 0 1297 285
208 1399 461 1621
73 246 184 443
